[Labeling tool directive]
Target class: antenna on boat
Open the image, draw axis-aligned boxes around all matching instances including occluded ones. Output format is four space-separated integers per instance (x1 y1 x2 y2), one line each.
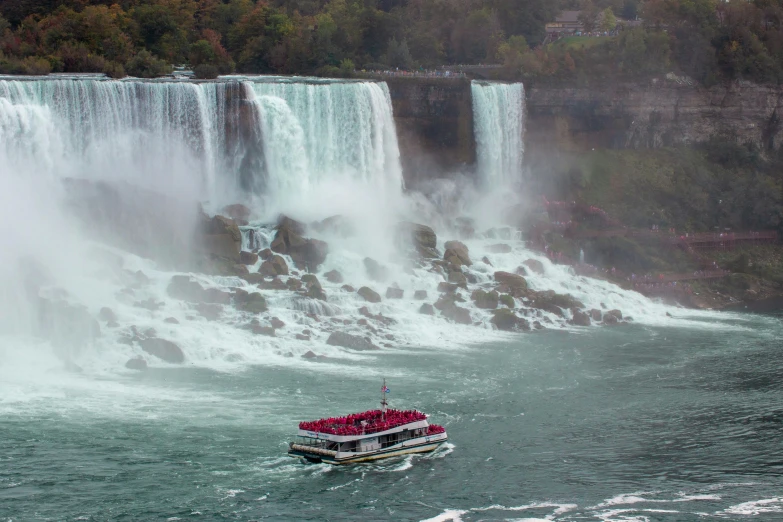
381 378 388 422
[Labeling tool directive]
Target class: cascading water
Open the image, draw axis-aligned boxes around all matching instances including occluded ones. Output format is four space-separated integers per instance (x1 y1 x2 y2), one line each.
471 81 526 187
0 78 241 197
247 79 404 196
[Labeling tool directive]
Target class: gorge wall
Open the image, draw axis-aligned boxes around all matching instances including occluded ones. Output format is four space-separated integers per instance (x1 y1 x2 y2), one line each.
524 78 783 155
384 76 783 186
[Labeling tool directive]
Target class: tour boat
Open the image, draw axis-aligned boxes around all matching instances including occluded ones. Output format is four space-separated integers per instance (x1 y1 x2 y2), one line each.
288 382 448 465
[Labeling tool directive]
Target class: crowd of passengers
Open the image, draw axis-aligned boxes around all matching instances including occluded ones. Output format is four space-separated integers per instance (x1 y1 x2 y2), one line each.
299 409 427 435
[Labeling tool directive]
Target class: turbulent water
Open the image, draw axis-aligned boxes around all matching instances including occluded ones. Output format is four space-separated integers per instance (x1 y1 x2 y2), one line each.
471 81 526 187
1 75 782 521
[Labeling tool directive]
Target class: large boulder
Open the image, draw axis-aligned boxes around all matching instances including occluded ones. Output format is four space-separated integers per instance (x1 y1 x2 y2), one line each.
199 215 242 264
358 286 382 303
239 251 258 265
526 290 584 316
471 289 499 309
167 275 230 304
270 215 328 271
233 288 267 313
302 274 327 301
363 257 388 282
442 305 472 324
487 243 512 254
396 222 438 259
326 332 380 351
221 203 251 224
386 287 404 299
491 309 530 331
139 338 185 363
259 255 289 276
419 303 435 315
448 271 468 288
494 271 528 297
125 357 148 371
571 309 591 326
414 290 428 300
312 215 355 237
325 269 344 283
523 259 545 275
444 240 471 266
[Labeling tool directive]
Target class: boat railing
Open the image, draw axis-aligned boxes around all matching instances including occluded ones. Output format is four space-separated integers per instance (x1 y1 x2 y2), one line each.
290 443 337 457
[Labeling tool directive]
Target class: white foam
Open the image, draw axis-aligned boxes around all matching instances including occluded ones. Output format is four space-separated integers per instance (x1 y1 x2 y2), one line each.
420 509 468 522
722 497 783 515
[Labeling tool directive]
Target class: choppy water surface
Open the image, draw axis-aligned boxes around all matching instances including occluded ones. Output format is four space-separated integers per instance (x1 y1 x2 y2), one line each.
2 314 782 521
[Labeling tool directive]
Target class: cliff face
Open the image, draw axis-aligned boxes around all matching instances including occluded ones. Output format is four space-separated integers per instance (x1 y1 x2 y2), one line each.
385 78 475 187
525 78 783 154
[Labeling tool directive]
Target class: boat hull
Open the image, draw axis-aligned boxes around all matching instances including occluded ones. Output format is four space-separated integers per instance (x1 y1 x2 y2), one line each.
288 437 447 465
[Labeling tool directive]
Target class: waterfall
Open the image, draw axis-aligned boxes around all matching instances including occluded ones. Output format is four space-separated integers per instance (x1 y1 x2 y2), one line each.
0 79 241 198
247 79 403 196
471 81 526 187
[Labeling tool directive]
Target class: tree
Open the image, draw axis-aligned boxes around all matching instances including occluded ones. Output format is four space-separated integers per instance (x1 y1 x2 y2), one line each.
600 8 617 32
385 37 412 69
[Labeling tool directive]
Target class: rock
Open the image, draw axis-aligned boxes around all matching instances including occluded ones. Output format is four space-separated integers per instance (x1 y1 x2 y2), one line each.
414 290 428 300
603 314 619 326
590 309 602 321
297 334 311 341
233 264 250 276
341 284 355 292
666 312 673 318
448 271 468 288
606 309 623 321
139 338 184 363
396 222 438 259
444 240 471 266
312 215 354 237
251 324 276 336
358 286 382 303
325 269 344 283
494 271 528 297
196 303 222 321
326 332 380 351
491 309 529 331
302 329 312 335
523 259 545 275
167 275 230 304
233 288 267 313
301 274 327 301
259 278 287 291
222 203 251 224
164 317 180 324
533 320 544 329
134 298 163 311
98 307 116 323
199 215 242 264
302 350 317 358
471 289 499 309
363 257 388 282
442 305 472 324
259 255 289 276
271 317 285 329
239 251 259 266
286 278 303 291
487 243 512 254
125 357 148 371
515 266 528 276
526 290 584 316
259 248 273 260
465 272 478 284
270 215 328 271
482 256 493 265
386 287 404 299
437 282 460 293
455 217 476 239
571 309 591 326
499 294 515 308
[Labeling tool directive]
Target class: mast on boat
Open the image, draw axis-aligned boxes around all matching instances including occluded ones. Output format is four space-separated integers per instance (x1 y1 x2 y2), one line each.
380 378 388 422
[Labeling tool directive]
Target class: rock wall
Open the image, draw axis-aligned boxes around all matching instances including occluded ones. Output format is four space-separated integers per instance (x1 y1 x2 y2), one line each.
525 78 783 154
385 78 476 187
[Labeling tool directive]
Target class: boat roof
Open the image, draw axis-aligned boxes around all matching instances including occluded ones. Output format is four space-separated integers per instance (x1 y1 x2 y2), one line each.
298 408 427 438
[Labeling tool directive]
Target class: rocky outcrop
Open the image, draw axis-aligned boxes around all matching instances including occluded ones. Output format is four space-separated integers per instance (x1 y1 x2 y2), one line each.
364 257 389 282
199 214 242 264
167 275 230 304
444 240 471 266
525 79 783 155
396 222 438 259
571 309 591 326
125 357 148 371
414 290 428 300
325 269 343 283
471 289 499 309
302 274 327 301
326 332 380 351
233 288 267 313
221 203 251 224
139 338 185 363
239 251 258 265
491 309 530 331
523 259 544 275
259 255 288 276
358 286 382 303
419 303 435 315
494 271 528 297
270 215 328 271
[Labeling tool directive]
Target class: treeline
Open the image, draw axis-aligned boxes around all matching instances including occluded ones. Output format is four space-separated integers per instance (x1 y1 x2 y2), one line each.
500 0 783 86
0 0 562 77
1 0 783 85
